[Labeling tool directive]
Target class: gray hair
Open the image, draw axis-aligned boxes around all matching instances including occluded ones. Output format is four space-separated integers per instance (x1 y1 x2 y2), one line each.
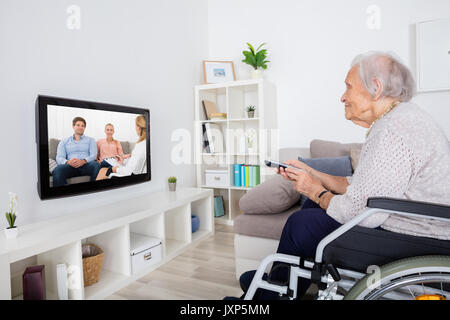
351 51 416 102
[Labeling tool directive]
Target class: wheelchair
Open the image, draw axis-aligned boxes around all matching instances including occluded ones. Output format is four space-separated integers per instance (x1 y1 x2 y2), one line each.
243 197 450 300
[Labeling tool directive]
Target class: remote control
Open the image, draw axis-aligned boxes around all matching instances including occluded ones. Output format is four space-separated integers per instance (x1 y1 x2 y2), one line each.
264 160 305 172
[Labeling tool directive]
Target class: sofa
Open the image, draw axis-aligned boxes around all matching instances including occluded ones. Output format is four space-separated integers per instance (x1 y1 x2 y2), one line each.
48 138 136 186
233 139 363 279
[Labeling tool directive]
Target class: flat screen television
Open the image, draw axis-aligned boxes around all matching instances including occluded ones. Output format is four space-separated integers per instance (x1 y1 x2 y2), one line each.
36 95 151 200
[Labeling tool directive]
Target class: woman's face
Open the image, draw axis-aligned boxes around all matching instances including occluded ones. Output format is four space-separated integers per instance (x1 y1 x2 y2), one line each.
105 125 114 137
340 66 375 128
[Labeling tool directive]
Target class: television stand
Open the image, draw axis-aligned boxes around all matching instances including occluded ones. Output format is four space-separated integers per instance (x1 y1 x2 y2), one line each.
0 188 213 300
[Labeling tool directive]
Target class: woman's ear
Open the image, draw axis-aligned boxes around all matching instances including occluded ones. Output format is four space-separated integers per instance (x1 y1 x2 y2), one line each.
372 78 383 100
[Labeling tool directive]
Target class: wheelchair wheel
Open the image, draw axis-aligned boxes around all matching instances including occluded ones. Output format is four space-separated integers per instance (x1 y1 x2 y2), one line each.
344 255 450 300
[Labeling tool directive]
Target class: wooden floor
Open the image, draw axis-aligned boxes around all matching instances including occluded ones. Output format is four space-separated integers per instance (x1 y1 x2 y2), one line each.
105 224 243 300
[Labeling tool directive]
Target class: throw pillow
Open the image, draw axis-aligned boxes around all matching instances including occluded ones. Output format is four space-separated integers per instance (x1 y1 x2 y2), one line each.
49 158 58 174
239 174 301 215
298 156 353 177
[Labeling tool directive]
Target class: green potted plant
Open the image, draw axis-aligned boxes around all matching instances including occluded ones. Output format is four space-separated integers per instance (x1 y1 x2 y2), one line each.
5 192 18 239
246 105 256 118
242 42 270 79
168 176 177 192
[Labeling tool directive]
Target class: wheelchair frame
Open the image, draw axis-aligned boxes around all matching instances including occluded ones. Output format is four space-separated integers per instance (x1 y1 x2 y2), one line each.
243 197 450 300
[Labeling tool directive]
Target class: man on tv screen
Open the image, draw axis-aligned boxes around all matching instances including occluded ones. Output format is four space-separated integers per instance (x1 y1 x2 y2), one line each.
52 117 101 187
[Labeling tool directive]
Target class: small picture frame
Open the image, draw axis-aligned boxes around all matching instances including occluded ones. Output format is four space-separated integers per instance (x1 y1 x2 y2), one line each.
203 60 236 84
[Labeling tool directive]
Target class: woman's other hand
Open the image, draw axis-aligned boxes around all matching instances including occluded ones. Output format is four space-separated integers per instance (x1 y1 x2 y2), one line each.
280 166 324 201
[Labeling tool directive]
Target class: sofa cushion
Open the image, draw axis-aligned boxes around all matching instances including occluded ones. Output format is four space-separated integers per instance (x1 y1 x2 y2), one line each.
310 139 363 158
298 156 352 177
234 204 301 239
239 174 301 215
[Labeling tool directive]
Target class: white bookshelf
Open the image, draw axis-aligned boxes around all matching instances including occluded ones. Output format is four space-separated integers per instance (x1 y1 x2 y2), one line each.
0 188 213 300
194 79 278 225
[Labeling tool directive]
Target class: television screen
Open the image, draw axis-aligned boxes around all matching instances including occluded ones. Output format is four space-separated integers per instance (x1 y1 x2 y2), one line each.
36 95 151 199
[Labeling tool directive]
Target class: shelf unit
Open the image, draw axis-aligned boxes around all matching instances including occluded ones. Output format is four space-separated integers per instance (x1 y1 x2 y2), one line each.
0 188 213 300
194 79 278 225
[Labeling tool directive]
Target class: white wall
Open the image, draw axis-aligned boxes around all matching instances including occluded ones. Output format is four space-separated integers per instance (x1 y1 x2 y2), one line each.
207 0 450 148
0 0 209 226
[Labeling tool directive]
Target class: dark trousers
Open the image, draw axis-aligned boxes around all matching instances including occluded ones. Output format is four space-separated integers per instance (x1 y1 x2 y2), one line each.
52 161 101 187
239 199 342 300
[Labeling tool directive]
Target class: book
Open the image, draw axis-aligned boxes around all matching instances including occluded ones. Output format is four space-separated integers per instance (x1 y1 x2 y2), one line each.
202 100 219 120
249 166 254 187
204 123 224 153
241 165 245 187
255 165 260 185
234 164 242 187
245 166 249 187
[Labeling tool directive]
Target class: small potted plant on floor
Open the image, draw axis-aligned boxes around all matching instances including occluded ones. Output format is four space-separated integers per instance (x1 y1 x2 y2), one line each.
168 176 177 192
5 192 18 239
246 105 256 118
242 42 270 79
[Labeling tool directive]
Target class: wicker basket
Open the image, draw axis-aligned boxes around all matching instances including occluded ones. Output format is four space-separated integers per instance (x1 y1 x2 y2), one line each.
82 244 104 287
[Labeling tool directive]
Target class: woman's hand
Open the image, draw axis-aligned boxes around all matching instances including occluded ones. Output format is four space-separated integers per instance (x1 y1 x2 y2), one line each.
272 159 313 175
280 166 324 201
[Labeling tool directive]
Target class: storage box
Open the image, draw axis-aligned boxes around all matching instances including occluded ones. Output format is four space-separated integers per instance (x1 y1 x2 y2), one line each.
130 233 162 275
205 169 229 187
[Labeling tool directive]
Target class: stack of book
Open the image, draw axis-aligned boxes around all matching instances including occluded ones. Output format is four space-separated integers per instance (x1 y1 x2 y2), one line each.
233 164 260 188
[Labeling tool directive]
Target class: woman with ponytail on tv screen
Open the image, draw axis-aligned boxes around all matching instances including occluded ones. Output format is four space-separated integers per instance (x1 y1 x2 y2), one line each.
96 115 147 180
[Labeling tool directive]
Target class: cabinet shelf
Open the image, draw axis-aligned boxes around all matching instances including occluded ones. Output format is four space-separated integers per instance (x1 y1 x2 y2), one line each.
195 79 277 225
1 188 214 300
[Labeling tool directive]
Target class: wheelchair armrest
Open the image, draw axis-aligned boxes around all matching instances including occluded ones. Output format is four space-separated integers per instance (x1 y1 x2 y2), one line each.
367 197 450 220
315 197 450 264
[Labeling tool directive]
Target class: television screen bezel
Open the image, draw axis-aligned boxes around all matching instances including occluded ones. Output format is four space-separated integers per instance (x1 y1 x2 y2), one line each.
36 95 151 200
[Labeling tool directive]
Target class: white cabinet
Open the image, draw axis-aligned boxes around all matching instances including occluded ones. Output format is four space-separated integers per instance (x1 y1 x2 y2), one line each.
1 188 213 300
194 79 278 225
416 18 450 92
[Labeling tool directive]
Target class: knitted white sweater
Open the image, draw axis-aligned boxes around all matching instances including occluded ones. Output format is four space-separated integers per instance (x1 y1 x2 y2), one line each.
327 102 450 240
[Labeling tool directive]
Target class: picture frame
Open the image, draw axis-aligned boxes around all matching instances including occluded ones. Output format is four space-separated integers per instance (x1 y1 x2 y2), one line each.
202 60 236 84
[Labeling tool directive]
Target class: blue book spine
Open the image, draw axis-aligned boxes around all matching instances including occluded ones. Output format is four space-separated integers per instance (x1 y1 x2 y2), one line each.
241 165 245 187
249 166 254 187
234 164 242 187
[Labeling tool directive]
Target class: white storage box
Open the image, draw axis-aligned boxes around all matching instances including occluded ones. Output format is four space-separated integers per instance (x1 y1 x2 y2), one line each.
130 233 162 275
205 169 229 187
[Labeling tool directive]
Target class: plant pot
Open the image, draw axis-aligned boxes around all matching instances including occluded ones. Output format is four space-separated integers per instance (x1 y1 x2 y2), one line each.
5 226 18 239
247 111 255 118
168 182 177 192
250 69 263 79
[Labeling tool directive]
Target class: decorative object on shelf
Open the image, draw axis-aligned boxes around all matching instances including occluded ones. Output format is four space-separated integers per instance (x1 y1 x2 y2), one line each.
168 176 177 191
204 123 224 153
56 263 68 300
205 169 229 187
82 244 104 287
202 100 219 120
203 60 236 84
210 112 227 120
191 215 200 233
246 105 256 118
242 43 270 79
214 196 225 217
246 128 258 153
23 265 46 300
130 233 162 275
5 192 18 239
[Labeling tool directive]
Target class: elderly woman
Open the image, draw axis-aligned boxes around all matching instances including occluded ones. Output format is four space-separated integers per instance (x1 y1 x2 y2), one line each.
234 51 450 300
